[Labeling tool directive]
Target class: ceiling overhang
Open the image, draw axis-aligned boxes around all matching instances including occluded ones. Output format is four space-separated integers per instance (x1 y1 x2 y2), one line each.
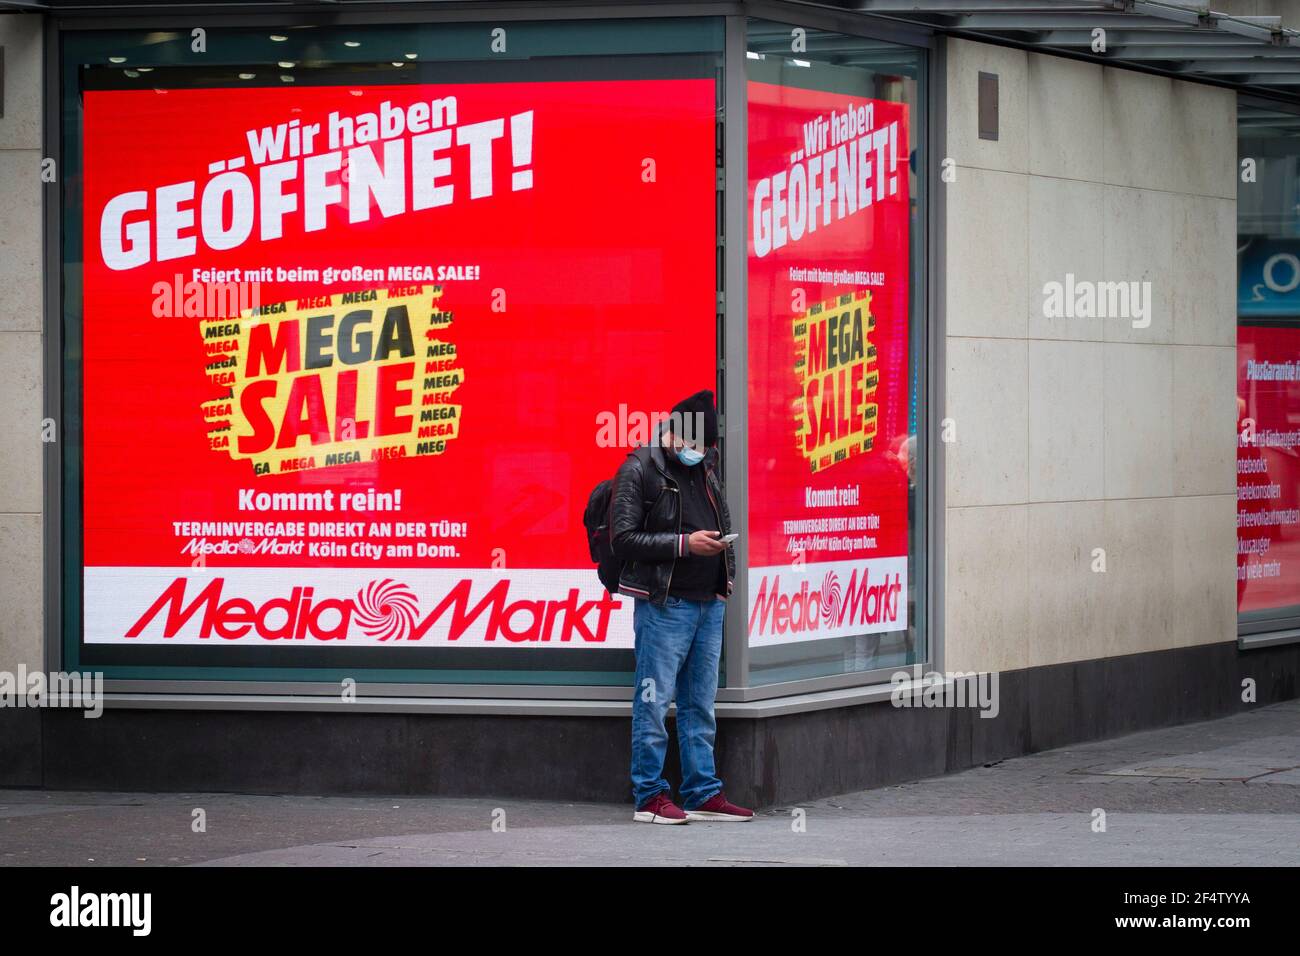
821 0 1300 98
4 0 1300 99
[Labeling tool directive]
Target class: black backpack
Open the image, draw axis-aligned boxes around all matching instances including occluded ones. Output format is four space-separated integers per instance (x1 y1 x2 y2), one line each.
583 476 623 597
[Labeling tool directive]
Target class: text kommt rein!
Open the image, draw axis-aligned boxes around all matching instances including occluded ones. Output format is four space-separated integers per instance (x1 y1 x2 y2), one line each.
99 97 535 270
236 487 402 512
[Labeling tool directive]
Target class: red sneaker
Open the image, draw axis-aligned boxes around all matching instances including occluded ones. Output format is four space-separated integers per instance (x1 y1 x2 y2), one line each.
685 792 754 822
633 792 689 825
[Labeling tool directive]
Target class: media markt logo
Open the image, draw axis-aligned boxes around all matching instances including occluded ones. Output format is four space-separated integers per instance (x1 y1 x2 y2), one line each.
125 576 621 644
179 536 304 557
793 290 879 473
749 565 902 639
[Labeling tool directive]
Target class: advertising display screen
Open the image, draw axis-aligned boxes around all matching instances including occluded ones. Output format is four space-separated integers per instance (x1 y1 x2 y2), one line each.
746 78 912 648
1237 238 1300 617
79 76 717 661
1237 324 1300 614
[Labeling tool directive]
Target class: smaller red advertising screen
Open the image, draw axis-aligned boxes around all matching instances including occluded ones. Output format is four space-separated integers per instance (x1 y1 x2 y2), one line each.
746 79 912 648
1237 324 1300 614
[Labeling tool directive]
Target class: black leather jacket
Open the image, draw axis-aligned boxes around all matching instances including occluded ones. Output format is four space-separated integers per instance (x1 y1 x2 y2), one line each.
610 439 735 605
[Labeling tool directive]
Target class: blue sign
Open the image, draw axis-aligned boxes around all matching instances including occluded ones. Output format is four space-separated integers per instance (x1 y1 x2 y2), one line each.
1240 237 1300 317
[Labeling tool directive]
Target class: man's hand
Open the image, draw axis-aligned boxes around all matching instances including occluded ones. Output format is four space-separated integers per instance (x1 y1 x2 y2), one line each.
688 530 727 556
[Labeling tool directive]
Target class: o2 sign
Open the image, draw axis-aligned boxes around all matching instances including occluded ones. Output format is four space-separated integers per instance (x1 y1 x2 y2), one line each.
1252 251 1300 299
1240 240 1300 316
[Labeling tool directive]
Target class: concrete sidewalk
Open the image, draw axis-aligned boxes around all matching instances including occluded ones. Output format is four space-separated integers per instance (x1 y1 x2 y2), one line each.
2 700 1298 866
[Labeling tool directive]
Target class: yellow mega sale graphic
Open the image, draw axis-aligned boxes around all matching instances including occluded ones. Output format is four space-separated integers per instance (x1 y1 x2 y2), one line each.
199 284 465 477
792 289 880 474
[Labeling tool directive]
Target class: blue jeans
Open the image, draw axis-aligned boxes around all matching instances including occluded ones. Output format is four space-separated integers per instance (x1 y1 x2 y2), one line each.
630 595 726 809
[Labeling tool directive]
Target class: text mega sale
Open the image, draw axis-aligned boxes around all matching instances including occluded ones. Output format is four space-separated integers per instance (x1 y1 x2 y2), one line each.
746 81 913 647
82 78 717 649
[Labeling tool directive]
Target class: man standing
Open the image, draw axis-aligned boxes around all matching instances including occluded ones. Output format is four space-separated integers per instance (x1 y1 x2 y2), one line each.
610 390 754 824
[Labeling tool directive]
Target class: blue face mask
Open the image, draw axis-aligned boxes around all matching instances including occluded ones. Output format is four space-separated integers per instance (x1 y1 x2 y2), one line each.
676 445 705 467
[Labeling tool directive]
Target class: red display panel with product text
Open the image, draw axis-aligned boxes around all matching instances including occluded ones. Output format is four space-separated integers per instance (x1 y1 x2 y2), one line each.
746 79 912 647
1237 324 1300 613
80 78 716 651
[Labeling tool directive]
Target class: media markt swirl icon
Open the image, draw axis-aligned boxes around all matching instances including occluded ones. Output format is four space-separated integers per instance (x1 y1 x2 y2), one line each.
820 570 842 628
354 579 420 641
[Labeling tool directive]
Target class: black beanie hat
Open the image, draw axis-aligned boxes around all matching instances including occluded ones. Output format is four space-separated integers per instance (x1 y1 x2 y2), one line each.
669 389 719 447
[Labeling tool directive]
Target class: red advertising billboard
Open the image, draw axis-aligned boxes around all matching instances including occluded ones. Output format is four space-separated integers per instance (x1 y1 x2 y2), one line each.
746 79 912 647
81 78 717 650
1237 324 1300 613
